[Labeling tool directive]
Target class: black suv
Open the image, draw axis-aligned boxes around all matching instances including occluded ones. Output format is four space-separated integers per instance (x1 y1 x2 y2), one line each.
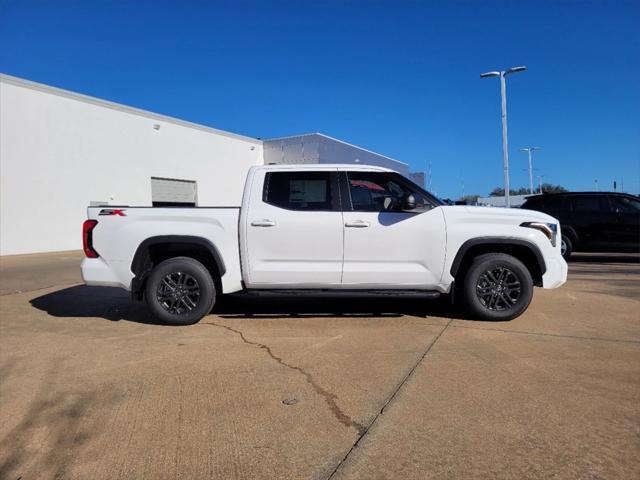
521 192 640 259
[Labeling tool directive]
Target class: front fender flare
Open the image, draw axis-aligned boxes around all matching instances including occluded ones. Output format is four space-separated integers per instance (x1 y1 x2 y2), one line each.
449 237 547 278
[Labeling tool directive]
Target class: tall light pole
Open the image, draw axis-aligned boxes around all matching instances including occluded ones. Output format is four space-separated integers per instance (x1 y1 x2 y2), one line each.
519 146 541 194
480 66 527 207
536 175 545 194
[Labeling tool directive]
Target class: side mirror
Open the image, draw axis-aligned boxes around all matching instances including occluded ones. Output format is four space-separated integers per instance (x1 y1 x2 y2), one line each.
402 194 416 211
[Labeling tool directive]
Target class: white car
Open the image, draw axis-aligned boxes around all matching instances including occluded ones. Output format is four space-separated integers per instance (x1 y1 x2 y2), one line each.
81 164 567 324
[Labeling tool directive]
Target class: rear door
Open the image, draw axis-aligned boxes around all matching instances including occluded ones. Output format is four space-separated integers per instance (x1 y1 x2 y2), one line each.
340 170 446 289
242 168 344 288
569 195 614 248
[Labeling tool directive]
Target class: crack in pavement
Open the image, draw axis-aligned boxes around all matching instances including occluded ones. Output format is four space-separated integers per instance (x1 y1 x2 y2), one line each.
202 321 367 435
326 318 453 480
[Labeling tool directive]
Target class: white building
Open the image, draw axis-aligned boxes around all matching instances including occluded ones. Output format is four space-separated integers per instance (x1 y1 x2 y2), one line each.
0 74 420 255
263 133 409 174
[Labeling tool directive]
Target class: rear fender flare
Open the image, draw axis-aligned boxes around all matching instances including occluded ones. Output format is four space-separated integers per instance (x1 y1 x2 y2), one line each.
130 235 226 297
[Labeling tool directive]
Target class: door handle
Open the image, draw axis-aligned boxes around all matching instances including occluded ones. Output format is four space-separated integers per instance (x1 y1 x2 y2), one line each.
345 221 370 228
251 219 276 227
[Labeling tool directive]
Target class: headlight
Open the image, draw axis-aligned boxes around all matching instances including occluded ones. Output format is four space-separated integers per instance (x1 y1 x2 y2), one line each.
520 222 558 247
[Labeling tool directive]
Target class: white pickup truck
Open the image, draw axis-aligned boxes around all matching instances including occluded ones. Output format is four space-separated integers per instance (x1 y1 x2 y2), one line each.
81 164 567 324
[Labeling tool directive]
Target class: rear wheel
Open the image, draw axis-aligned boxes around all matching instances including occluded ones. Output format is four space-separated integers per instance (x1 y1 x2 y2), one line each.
560 234 572 260
145 257 216 325
462 253 533 321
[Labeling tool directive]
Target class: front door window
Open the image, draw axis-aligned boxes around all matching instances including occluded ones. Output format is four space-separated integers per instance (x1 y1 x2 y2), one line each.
346 171 434 212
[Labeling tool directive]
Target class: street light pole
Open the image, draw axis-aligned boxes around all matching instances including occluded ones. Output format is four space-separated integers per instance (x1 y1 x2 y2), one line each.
519 147 541 194
480 66 527 208
499 73 510 207
536 175 544 194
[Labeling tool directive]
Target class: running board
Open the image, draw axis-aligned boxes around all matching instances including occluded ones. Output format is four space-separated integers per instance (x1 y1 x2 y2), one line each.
239 289 442 299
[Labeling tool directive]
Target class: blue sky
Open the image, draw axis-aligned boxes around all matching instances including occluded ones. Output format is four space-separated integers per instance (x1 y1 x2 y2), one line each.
1 0 638 198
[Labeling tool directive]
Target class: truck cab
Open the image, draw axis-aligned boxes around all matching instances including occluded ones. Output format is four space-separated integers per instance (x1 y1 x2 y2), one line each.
239 165 447 290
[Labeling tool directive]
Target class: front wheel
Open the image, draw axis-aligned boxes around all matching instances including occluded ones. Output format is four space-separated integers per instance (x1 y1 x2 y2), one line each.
145 257 216 325
462 253 533 321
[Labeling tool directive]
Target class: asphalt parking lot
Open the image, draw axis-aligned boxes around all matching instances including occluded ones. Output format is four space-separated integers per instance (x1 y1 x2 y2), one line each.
1 251 639 479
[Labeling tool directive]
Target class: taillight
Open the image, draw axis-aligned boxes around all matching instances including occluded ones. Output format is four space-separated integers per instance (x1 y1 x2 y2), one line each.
82 220 99 258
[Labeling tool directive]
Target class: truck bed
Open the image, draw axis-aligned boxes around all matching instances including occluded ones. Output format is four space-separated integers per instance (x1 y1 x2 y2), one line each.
82 206 243 293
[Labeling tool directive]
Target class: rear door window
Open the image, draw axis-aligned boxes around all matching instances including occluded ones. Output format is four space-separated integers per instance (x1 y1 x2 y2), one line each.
571 195 610 213
264 171 337 211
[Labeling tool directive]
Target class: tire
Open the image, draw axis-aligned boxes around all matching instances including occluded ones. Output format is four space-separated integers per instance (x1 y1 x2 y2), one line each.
145 257 216 325
462 253 533 321
560 234 572 260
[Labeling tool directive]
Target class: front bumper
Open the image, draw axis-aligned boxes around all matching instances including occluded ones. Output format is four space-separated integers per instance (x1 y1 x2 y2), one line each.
542 255 568 289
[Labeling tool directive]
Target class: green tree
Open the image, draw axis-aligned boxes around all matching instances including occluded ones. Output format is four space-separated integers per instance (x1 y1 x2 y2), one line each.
540 183 568 193
489 184 567 196
489 186 530 196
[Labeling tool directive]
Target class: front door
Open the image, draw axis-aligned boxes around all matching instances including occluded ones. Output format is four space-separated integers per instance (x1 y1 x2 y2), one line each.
340 170 446 289
243 169 344 288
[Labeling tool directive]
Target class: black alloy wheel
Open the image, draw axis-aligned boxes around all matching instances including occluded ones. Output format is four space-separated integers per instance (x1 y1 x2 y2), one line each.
475 266 522 312
145 257 216 325
156 271 201 315
462 253 533 321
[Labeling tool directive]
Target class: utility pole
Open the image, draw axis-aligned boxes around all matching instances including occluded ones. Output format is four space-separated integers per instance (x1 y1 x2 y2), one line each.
519 147 541 194
536 175 544 194
480 66 527 208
